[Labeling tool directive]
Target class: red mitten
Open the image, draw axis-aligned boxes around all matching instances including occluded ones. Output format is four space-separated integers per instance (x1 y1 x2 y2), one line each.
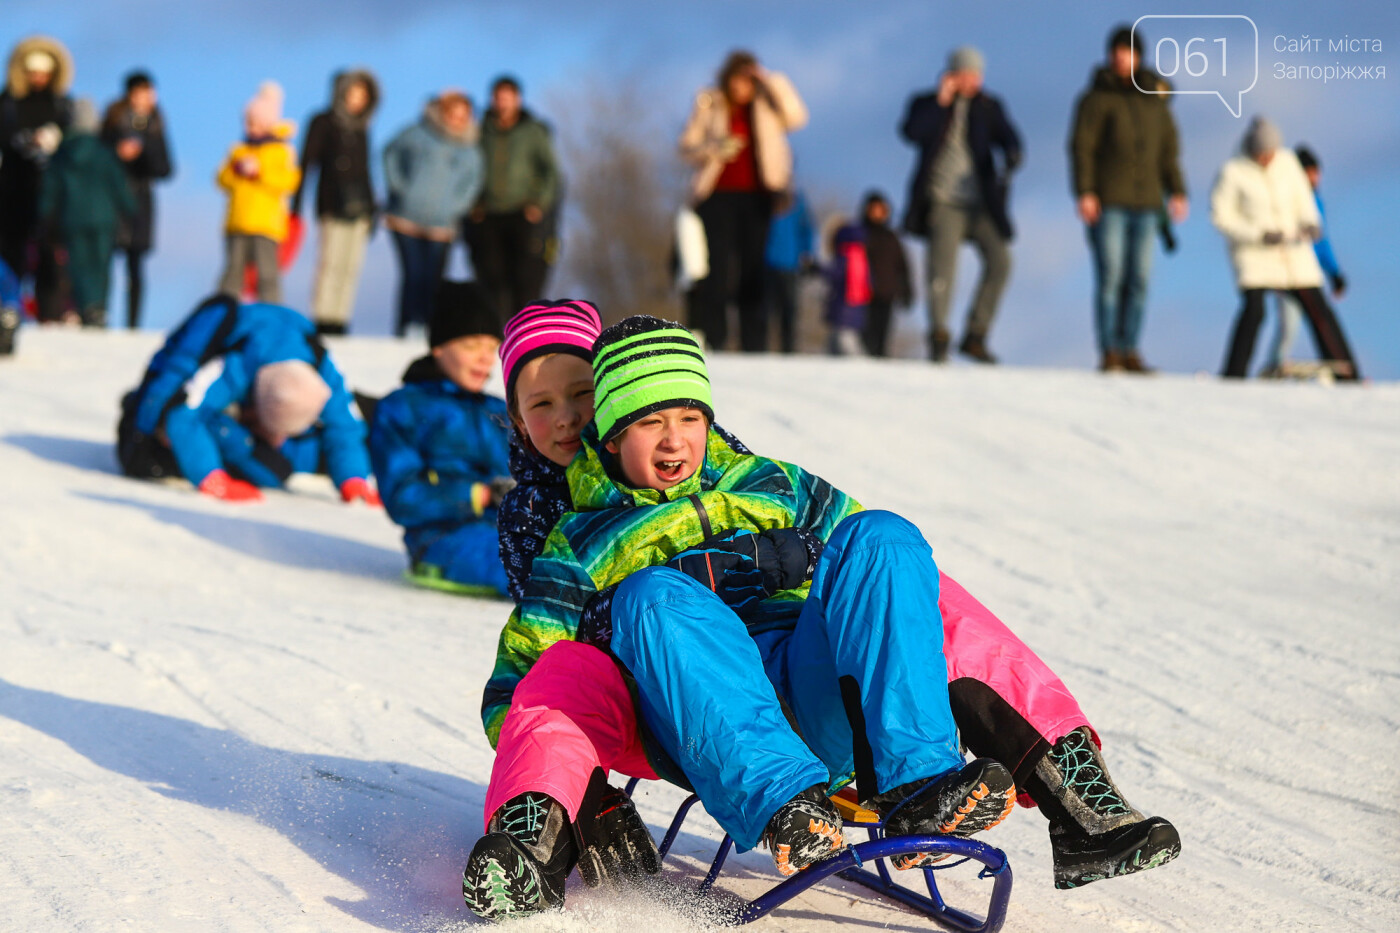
340 477 381 506
198 469 263 502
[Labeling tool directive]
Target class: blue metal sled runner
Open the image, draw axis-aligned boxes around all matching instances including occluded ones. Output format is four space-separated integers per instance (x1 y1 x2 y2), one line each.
627 779 1013 931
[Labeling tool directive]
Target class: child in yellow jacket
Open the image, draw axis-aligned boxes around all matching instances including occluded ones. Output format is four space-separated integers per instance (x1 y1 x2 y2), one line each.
216 81 300 303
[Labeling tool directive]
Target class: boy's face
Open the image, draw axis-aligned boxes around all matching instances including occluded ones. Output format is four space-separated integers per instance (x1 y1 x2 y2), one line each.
605 407 709 492
512 353 595 467
433 335 500 393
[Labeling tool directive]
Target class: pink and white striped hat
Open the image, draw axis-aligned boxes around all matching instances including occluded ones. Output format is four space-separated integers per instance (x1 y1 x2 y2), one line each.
499 300 604 399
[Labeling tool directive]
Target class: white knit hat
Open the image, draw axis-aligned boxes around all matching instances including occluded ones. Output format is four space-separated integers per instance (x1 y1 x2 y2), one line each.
253 360 330 439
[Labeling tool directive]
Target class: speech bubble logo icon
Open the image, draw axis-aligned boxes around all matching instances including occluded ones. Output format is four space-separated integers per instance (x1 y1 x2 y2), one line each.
1132 15 1258 117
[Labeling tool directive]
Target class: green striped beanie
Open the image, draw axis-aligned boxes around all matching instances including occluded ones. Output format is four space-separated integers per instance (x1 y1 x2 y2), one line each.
591 316 714 443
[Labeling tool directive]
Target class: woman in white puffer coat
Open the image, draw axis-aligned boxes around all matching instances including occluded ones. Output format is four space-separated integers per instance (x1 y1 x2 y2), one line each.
1211 116 1359 379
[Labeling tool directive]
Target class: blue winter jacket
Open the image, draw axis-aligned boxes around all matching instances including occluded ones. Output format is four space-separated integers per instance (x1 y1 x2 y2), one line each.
133 296 370 486
199 412 337 488
382 104 483 230
369 356 513 561
765 190 814 272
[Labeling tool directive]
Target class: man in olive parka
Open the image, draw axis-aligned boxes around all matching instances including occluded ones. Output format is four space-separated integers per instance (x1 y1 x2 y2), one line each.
1070 25 1188 374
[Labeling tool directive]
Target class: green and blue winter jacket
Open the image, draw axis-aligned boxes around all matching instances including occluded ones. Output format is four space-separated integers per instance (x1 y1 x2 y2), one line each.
482 425 861 745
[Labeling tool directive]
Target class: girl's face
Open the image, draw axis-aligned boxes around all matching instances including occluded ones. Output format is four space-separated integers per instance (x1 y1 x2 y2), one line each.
513 354 595 467
605 407 709 492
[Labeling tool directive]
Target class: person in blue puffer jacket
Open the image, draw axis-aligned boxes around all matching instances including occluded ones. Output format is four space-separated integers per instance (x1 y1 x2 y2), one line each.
370 281 513 595
382 90 484 337
117 294 376 503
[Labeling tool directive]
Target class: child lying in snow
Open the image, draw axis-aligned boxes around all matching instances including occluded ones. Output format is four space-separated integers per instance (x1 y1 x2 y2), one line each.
465 310 1180 920
368 282 513 595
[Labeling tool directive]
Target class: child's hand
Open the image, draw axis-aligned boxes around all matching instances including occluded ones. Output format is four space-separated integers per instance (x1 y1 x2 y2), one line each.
236 156 260 178
199 469 263 502
340 477 381 506
577 584 618 649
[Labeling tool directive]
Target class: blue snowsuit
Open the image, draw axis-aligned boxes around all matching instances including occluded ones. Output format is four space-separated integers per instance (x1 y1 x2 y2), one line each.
488 428 965 850
131 296 370 487
0 254 18 308
369 356 512 593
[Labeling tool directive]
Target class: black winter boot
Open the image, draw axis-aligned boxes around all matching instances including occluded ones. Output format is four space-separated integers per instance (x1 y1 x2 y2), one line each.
462 792 577 921
864 758 1016 870
958 332 998 364
575 780 661 888
0 306 18 356
930 328 952 363
761 785 846 876
1027 728 1180 888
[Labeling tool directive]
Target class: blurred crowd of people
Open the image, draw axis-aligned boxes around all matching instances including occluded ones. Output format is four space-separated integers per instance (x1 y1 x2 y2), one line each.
0 27 1362 380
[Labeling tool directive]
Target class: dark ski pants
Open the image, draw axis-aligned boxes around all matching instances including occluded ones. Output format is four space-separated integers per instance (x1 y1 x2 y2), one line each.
692 190 773 352
391 231 449 336
65 226 116 321
863 298 895 357
610 511 963 850
116 247 147 329
763 266 800 353
1222 287 1360 380
473 210 547 322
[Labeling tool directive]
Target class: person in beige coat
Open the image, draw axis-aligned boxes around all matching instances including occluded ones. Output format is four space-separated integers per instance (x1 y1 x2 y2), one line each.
1211 116 1359 380
679 51 806 351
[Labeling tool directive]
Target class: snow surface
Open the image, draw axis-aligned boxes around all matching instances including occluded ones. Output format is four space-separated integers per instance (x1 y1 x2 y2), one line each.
1 327 1397 932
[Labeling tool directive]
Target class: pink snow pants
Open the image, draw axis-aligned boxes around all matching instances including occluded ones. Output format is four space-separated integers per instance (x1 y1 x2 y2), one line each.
484 571 1093 829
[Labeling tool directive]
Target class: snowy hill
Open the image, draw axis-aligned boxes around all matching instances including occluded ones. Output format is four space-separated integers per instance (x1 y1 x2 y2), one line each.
1 328 1397 932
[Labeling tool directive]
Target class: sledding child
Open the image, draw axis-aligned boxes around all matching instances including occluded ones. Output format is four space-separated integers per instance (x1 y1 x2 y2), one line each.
118 295 377 505
465 313 1180 919
216 81 300 303
368 281 513 595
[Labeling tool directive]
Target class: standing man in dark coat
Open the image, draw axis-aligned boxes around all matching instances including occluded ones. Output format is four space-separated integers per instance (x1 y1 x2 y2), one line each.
0 36 75 324
102 71 173 329
292 69 379 336
901 46 1021 364
468 76 560 322
1070 26 1188 373
859 191 912 357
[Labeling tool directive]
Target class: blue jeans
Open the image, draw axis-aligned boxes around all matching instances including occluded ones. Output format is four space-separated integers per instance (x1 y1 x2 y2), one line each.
610 511 963 850
391 232 449 337
1088 208 1157 354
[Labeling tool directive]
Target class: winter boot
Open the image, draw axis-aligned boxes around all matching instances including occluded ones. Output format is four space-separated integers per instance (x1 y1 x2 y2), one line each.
1122 351 1156 374
864 758 1017 870
1099 350 1125 373
930 328 952 363
1027 728 1180 888
958 332 998 364
462 792 577 921
575 778 661 888
0 305 18 356
81 305 107 329
761 785 846 877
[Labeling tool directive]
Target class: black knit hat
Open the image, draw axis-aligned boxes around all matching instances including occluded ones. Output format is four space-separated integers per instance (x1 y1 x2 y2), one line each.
1108 25 1143 54
125 70 154 93
1295 145 1319 172
429 281 501 348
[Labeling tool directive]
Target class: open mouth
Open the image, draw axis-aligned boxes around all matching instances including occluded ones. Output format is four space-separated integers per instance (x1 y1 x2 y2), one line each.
654 459 686 482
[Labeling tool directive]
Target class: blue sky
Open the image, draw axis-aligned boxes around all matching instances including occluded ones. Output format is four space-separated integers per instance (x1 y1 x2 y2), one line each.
7 0 1399 376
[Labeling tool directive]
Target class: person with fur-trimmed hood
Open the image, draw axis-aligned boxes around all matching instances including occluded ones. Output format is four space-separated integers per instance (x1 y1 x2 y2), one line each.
101 70 174 330
215 81 301 304
0 36 75 324
383 89 483 337
369 281 513 595
293 68 380 336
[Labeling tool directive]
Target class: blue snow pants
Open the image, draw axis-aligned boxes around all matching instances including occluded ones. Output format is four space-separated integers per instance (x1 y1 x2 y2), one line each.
611 510 964 850
419 522 510 595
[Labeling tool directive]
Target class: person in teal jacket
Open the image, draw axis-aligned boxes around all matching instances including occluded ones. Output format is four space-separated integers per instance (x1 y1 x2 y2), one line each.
39 98 135 326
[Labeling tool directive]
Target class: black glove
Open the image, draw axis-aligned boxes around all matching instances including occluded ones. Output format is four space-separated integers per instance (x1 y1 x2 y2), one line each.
666 528 825 612
1262 230 1285 246
576 584 617 649
1329 272 1347 297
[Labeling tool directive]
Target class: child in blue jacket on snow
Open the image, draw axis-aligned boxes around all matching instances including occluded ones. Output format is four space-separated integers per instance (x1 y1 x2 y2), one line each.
117 295 377 504
369 281 513 595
